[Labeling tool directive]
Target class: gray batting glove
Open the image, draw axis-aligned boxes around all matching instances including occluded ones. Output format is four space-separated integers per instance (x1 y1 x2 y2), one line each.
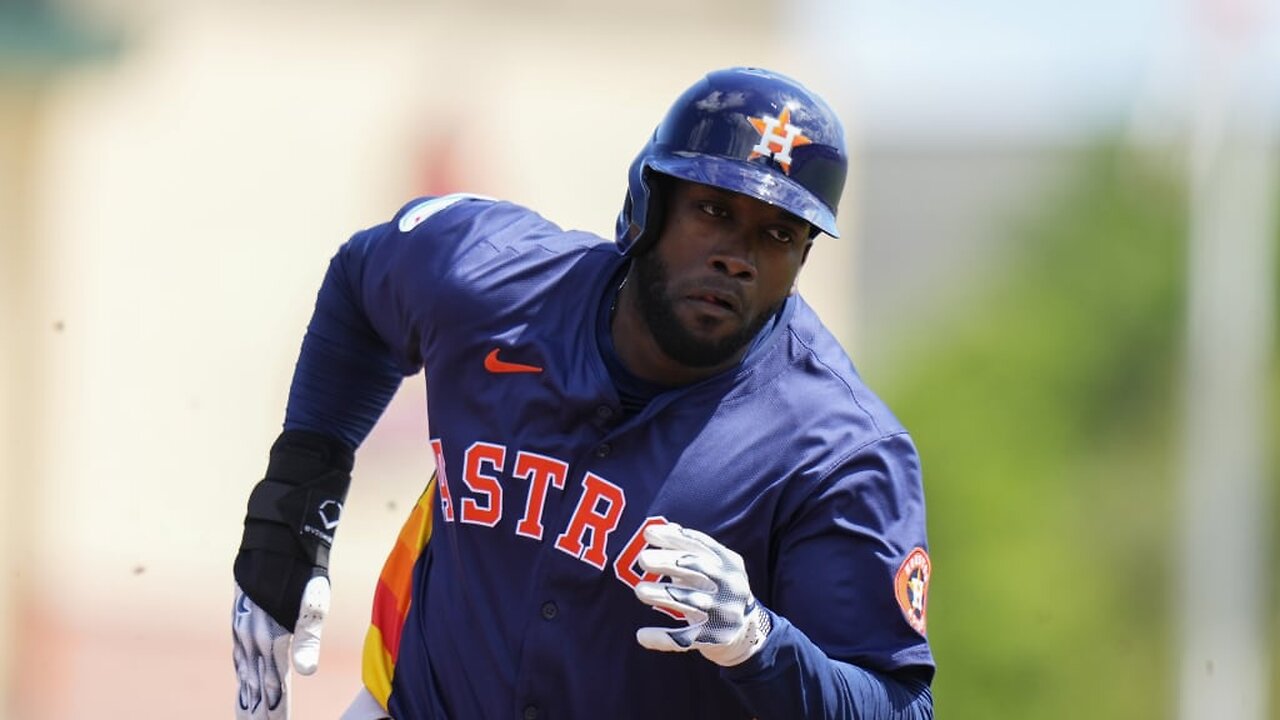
232 577 329 719
633 523 772 667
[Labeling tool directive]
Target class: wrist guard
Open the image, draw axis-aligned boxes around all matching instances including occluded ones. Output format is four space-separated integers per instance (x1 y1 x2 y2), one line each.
234 430 353 630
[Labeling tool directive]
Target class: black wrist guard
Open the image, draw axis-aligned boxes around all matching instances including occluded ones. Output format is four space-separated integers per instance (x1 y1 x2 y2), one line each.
234 430 354 630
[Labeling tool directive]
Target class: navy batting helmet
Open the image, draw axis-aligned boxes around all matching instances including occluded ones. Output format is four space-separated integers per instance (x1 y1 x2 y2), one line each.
615 67 848 255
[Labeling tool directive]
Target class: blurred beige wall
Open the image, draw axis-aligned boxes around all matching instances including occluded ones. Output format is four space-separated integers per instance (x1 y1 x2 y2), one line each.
1 83 48 720
5 3 856 717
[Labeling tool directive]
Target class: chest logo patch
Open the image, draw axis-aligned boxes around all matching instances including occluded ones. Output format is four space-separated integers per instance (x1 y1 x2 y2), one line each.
894 547 931 636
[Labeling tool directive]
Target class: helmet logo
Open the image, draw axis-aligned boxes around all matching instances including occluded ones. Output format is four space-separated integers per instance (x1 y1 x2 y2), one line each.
748 105 812 175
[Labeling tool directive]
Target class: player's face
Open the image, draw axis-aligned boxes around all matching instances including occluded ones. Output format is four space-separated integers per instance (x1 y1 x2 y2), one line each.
633 180 813 368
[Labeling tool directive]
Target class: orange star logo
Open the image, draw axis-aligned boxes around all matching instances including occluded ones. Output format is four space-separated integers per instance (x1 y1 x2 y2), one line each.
748 105 812 174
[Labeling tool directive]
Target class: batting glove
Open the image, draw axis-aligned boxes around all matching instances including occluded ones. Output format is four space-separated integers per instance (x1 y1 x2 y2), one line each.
633 523 773 667
232 577 329 720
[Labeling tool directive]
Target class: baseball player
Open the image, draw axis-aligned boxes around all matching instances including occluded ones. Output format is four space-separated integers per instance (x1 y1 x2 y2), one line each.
232 67 935 719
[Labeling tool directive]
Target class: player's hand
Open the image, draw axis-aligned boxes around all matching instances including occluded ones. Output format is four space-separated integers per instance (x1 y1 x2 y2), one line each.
232 577 330 719
633 523 772 667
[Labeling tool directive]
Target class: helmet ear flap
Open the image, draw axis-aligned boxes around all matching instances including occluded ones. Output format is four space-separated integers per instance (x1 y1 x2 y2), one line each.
628 168 670 256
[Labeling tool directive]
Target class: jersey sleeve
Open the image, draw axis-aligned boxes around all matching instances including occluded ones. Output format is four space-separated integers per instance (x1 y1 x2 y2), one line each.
723 431 935 719
722 612 934 719
777 431 933 670
282 194 501 448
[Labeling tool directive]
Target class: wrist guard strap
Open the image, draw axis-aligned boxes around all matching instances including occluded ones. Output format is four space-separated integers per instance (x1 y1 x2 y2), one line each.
234 430 353 629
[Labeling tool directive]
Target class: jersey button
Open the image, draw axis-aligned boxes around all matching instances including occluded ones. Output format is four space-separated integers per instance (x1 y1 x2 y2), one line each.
523 704 540 720
595 405 614 420
595 443 611 458
540 602 558 620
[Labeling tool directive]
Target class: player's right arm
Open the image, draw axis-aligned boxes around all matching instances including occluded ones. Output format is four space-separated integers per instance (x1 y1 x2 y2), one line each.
231 194 555 717
232 220 411 718
232 198 449 719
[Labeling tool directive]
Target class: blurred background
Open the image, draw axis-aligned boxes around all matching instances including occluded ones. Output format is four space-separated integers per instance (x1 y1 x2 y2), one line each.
0 0 1276 718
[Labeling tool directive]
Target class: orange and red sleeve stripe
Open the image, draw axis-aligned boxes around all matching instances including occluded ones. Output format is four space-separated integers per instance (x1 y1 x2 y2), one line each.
361 476 437 708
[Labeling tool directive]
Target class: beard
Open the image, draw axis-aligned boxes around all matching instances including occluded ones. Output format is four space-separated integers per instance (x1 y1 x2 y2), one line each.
631 249 782 369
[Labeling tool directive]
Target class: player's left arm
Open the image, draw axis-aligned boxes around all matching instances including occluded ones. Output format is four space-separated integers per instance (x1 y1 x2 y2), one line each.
634 432 934 720
720 609 933 719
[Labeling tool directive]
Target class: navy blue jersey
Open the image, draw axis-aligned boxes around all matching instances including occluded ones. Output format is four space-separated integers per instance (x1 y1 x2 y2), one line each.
286 195 934 719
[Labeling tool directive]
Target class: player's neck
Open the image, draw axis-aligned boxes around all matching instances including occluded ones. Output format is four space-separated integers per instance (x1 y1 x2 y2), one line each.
610 265 742 388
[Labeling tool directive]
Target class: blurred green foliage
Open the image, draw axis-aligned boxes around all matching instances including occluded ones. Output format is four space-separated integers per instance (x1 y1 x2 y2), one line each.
873 143 1278 718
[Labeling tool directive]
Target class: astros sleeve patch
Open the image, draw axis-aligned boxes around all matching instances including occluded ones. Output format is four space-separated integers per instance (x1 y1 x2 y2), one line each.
894 547 931 636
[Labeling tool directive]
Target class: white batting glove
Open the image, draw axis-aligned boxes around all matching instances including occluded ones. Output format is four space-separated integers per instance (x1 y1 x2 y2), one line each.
232 577 330 719
633 523 773 667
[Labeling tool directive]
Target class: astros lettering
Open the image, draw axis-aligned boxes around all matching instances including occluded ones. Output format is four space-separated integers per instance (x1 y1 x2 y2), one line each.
431 435 669 594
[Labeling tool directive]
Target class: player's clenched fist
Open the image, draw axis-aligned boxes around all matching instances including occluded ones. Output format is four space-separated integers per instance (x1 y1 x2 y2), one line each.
232 577 329 719
633 523 773 668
